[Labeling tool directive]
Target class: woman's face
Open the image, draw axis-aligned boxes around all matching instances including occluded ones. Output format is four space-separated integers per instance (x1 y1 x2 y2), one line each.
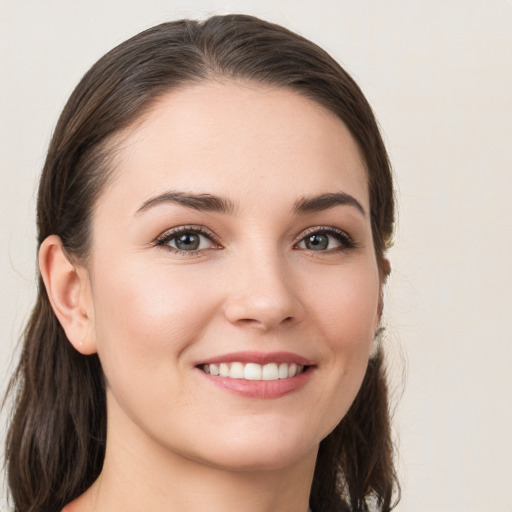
84 81 381 471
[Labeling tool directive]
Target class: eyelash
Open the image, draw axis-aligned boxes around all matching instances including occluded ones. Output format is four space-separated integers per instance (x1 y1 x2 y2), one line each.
154 225 221 256
154 225 356 256
294 226 357 254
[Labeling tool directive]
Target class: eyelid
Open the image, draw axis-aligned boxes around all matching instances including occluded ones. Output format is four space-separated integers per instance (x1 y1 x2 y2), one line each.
154 225 222 253
152 224 356 255
294 226 357 251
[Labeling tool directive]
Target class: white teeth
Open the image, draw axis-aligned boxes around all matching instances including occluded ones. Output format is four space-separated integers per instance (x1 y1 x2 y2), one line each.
262 363 279 381
244 363 262 380
229 362 245 379
202 362 306 380
278 363 288 379
219 363 229 377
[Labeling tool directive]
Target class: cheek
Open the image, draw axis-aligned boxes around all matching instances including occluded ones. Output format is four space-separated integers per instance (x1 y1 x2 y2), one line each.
309 261 380 350
89 258 218 387
305 261 380 429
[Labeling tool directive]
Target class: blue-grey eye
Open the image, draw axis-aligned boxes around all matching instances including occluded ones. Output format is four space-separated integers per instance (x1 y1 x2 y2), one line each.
174 233 201 251
296 229 350 252
160 230 214 252
304 233 329 251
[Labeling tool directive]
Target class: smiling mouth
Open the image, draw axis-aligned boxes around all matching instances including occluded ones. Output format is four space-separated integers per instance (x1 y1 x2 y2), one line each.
199 362 308 381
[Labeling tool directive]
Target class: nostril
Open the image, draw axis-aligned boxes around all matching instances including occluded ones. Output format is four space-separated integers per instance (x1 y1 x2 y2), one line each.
235 315 294 328
223 290 304 330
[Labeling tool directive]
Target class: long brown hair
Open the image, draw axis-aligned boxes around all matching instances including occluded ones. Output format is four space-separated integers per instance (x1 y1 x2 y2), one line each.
3 14 398 512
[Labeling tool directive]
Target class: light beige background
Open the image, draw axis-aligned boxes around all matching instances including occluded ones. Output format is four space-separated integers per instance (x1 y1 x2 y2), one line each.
1 1 511 510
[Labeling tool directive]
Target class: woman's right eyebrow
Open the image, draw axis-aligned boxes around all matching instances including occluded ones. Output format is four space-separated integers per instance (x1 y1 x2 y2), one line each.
135 191 237 216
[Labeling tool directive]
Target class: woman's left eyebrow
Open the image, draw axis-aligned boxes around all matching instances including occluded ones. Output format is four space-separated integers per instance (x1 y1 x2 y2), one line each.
293 192 366 217
135 191 236 215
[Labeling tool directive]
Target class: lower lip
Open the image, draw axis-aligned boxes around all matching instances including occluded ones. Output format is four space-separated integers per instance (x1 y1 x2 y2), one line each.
198 367 313 399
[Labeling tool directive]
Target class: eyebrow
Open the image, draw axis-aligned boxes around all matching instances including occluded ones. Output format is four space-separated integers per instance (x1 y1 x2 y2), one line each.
135 190 365 217
293 192 366 217
136 191 236 216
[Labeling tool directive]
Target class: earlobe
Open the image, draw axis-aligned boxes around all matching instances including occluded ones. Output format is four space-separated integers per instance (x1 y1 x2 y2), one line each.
381 257 391 279
38 235 97 355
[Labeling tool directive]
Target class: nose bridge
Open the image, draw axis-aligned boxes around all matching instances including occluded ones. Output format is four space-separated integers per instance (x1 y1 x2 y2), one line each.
223 239 303 329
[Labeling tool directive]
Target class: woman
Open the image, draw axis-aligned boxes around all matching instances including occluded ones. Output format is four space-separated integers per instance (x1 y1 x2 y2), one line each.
4 14 398 512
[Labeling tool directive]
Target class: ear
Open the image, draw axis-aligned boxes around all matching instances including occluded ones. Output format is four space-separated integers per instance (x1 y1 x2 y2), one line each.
39 235 97 355
377 257 391 320
373 257 391 342
381 257 391 281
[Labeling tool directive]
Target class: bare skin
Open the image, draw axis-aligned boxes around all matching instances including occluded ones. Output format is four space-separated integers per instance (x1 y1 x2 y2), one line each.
42 81 381 512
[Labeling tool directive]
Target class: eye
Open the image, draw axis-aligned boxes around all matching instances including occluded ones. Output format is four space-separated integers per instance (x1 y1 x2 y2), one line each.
155 226 220 254
295 227 355 252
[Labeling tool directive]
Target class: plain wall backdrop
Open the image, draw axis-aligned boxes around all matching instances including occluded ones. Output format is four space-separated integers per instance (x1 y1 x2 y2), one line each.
1 1 511 510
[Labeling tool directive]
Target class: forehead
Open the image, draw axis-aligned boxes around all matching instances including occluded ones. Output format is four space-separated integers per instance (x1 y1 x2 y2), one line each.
102 81 369 215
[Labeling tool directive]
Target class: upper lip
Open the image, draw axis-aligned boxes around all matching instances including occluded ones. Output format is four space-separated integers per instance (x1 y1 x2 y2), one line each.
196 351 314 366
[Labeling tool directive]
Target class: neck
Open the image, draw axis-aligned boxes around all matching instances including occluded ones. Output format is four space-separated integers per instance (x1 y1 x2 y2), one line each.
67 395 317 512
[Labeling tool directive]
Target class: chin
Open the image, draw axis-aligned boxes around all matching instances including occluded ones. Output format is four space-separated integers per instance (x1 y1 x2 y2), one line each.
183 428 320 473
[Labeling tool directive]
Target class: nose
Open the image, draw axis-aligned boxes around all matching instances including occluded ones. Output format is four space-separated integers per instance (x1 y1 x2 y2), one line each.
222 250 305 330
